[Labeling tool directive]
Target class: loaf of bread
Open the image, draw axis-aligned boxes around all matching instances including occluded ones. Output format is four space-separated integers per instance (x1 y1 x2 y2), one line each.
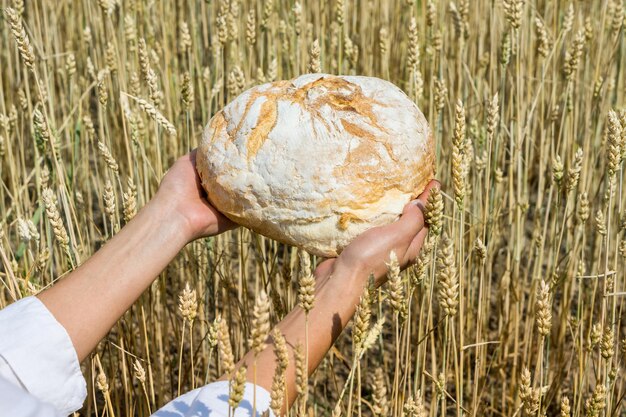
197 74 435 257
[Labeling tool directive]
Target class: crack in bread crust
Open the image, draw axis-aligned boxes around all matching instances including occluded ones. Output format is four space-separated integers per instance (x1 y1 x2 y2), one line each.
224 75 389 161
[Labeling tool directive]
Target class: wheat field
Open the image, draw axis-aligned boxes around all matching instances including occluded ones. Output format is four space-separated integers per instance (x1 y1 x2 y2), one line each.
1 0 626 416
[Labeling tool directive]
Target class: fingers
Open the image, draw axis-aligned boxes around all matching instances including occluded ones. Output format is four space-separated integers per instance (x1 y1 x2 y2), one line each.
174 149 197 166
395 179 440 234
416 179 440 202
314 258 336 279
185 149 198 166
404 227 428 265
393 202 425 238
393 180 439 264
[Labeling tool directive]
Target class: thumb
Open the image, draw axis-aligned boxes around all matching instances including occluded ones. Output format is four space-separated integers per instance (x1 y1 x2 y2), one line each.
388 179 440 241
390 200 425 239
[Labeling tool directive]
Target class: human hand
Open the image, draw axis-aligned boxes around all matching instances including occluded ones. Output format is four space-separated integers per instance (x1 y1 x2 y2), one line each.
154 150 237 241
320 180 439 288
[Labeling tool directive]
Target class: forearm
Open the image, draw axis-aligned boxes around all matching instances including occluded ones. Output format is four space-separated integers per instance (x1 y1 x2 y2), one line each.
37 195 191 361
235 261 367 411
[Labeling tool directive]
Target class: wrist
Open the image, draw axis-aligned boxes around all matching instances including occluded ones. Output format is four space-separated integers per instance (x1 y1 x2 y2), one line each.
327 259 370 292
332 256 387 289
148 193 196 244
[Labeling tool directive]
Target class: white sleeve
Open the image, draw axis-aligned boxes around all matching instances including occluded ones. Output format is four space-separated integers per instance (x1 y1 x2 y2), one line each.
0 368 63 417
153 380 276 417
0 296 87 415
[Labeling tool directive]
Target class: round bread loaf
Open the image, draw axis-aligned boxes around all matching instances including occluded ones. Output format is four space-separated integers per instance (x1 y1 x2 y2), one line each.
197 74 435 257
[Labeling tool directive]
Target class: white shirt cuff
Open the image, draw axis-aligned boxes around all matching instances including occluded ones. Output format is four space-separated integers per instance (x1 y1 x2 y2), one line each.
153 380 276 417
0 371 63 417
0 296 87 415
